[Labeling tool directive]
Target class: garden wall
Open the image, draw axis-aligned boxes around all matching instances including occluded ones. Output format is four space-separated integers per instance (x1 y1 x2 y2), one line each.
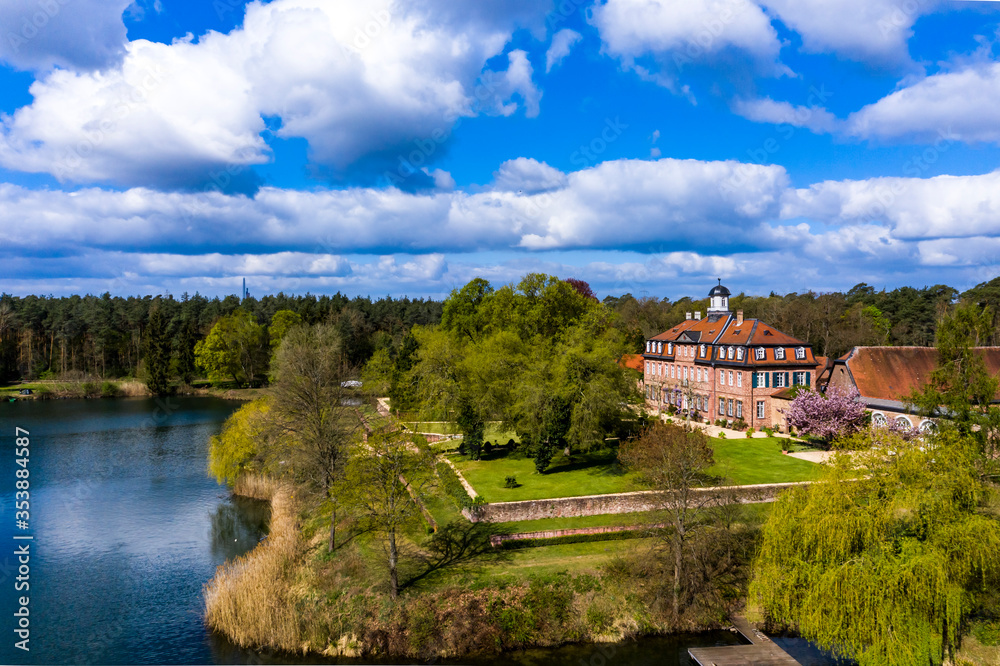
463 481 810 523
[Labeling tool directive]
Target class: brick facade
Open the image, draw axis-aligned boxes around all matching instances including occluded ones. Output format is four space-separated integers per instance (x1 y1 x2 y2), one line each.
641 282 822 430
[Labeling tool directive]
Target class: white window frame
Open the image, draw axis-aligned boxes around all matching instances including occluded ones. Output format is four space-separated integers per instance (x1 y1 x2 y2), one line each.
872 412 888 427
757 401 765 419
775 347 785 360
894 416 912 428
700 344 706 357
719 369 725 383
755 371 766 387
736 401 743 419
645 361 649 375
684 366 689 380
795 346 806 360
728 370 734 386
727 399 734 417
728 346 735 359
736 347 744 360
755 347 765 360
719 398 725 415
775 373 787 388
737 372 742 388
671 365 676 379
646 341 651 353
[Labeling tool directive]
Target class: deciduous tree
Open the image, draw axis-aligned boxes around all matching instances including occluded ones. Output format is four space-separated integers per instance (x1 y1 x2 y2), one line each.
784 385 868 445
749 433 1000 665
340 426 436 598
619 422 714 617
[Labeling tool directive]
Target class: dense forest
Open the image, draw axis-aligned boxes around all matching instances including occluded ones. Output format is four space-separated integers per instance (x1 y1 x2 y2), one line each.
2 275 999 385
0 292 442 383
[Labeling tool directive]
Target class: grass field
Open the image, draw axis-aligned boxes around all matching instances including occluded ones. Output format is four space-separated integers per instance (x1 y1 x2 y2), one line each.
706 437 822 485
449 435 821 502
450 448 643 502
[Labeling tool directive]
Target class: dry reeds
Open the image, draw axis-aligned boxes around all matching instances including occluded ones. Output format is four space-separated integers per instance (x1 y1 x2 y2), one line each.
204 474 303 651
117 381 149 397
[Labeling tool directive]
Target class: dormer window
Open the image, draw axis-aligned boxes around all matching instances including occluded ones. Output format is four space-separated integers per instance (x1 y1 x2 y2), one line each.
699 344 706 357
646 341 651 353
736 347 744 360
795 347 806 360
656 342 662 354
667 342 673 354
775 348 785 360
755 347 765 360
727 346 735 359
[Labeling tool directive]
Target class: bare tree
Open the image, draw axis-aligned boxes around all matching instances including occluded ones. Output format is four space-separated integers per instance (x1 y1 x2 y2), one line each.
618 421 713 618
340 425 436 598
269 324 361 551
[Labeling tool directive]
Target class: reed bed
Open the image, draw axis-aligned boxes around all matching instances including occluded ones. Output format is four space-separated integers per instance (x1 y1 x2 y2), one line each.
204 474 303 651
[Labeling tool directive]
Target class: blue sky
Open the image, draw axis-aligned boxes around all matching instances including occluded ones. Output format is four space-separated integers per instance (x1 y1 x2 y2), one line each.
3 0 1000 300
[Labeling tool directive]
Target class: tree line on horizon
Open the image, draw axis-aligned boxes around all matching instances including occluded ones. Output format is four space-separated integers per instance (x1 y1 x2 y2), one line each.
3 275 1000 385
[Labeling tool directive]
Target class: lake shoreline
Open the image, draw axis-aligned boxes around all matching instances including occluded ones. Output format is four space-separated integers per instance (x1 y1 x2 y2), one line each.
204 474 752 663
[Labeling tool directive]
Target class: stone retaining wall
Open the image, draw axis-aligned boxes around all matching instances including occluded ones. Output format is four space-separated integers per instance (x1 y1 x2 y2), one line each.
463 481 810 523
489 523 662 546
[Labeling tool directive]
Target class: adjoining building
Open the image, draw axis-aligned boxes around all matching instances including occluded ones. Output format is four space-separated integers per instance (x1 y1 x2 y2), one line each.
641 281 823 430
822 346 1000 432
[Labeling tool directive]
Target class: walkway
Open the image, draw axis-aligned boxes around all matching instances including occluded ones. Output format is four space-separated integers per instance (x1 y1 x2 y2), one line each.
689 615 799 665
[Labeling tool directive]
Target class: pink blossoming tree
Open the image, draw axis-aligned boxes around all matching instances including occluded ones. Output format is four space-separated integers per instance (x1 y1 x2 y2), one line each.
785 385 868 444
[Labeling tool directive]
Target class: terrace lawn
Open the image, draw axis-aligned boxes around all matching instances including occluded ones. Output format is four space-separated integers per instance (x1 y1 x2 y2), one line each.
706 437 822 485
449 447 642 503
403 421 519 444
449 436 822 502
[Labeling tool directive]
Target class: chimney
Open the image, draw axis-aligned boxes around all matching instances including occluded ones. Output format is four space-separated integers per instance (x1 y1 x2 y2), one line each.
736 310 744 326
685 312 692 320
694 311 701 320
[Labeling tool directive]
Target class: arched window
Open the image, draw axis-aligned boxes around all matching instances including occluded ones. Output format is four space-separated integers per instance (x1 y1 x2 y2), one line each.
755 347 765 360
894 416 911 429
919 420 936 433
872 412 888 427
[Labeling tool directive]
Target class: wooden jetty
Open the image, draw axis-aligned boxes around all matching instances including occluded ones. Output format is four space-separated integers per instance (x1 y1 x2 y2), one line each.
689 615 799 665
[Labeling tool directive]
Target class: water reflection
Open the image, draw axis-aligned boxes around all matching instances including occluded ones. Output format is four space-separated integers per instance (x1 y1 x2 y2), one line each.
210 496 271 562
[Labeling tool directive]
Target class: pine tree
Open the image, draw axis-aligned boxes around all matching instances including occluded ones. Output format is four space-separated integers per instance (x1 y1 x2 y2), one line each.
144 304 171 395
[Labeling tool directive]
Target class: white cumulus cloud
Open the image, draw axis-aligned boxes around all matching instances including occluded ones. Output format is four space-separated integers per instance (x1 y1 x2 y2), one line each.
0 0 551 189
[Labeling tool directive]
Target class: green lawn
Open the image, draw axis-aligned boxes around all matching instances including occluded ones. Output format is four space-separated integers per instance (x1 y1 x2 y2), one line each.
449 436 821 503
707 437 822 485
450 448 643 503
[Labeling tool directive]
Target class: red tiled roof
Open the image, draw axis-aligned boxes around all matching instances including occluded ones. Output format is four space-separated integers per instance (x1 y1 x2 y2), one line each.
838 346 1000 401
620 354 644 371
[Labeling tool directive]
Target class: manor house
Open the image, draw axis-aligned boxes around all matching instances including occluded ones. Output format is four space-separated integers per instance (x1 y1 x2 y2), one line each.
641 281 823 430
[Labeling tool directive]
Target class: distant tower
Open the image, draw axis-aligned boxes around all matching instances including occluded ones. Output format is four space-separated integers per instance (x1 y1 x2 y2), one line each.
242 278 247 301
707 278 731 316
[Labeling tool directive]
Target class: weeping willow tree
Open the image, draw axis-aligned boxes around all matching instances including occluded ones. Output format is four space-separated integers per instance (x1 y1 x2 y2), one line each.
748 431 1000 665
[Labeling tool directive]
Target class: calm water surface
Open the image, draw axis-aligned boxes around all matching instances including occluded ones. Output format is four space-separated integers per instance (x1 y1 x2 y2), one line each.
0 397 842 665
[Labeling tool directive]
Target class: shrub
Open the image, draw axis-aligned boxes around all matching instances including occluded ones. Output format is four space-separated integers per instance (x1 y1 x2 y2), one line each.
745 429 753 438
484 441 493 455
506 438 517 448
732 419 747 431
437 462 475 509
504 476 519 489
100 381 121 398
81 381 100 397
718 431 727 439
763 427 774 437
